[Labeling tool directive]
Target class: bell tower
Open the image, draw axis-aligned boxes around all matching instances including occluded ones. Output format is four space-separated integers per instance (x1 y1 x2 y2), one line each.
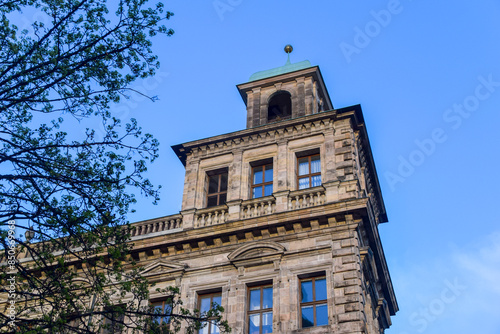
237 45 333 128
168 46 399 333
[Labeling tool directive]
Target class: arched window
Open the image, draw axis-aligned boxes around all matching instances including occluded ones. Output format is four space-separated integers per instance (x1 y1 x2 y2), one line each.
268 91 291 122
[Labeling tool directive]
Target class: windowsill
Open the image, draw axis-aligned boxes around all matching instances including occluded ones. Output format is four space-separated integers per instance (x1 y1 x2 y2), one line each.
290 185 325 197
291 325 331 334
197 204 229 215
241 194 276 206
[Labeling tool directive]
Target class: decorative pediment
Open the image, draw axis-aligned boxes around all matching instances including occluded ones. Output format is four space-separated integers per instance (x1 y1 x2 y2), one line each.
140 259 188 278
71 277 92 288
228 241 285 269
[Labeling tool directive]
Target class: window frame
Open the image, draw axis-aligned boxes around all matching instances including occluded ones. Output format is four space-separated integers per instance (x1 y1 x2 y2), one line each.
296 153 321 190
150 298 172 328
251 163 273 199
100 305 125 334
206 169 228 208
299 276 328 328
198 292 222 334
247 284 273 334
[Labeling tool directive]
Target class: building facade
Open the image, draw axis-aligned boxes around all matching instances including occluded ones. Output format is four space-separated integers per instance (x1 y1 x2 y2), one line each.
129 57 398 334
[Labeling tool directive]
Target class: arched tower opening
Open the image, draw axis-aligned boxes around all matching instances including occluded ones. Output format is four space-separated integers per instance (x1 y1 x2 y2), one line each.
268 91 292 122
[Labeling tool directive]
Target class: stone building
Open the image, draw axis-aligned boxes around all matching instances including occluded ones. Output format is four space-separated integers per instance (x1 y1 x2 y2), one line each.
129 53 398 334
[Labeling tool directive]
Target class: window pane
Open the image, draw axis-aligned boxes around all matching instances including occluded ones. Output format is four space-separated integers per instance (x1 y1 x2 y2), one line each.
200 297 211 313
207 195 218 207
301 306 314 328
220 173 228 191
262 287 272 309
264 165 273 182
212 295 222 307
311 175 321 187
262 312 273 334
315 278 327 301
298 177 309 190
249 314 260 334
253 167 263 185
199 322 209 334
298 158 309 176
213 323 220 334
249 289 261 311
316 304 328 326
163 303 171 324
219 193 226 205
153 304 163 321
264 184 273 197
311 155 321 173
252 186 262 199
301 280 313 303
208 175 219 194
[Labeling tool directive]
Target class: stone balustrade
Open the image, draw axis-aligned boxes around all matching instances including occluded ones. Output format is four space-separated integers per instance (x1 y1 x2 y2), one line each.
240 196 276 219
288 186 326 210
130 214 182 237
194 205 228 227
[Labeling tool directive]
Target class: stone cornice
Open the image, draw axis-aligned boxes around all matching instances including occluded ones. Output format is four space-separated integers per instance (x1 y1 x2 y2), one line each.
131 198 369 254
172 109 339 166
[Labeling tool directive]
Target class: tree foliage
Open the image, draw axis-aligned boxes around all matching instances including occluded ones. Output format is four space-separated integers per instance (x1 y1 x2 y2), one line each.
0 0 229 333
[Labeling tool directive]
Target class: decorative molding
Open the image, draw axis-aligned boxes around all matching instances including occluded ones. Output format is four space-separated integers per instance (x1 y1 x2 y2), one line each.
140 259 188 278
228 241 286 270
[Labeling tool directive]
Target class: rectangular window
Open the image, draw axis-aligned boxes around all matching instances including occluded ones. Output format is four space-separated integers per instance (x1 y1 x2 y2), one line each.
248 285 273 334
198 292 222 334
300 276 328 328
207 170 228 207
251 163 273 199
101 305 125 334
63 316 81 334
297 154 321 189
151 299 172 329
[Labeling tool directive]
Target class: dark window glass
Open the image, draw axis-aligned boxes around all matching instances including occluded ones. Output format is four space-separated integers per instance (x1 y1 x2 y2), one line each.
207 196 218 208
248 285 273 334
101 305 125 334
206 171 228 207
219 193 226 204
251 164 273 199
300 276 327 328
208 175 219 194
220 173 228 192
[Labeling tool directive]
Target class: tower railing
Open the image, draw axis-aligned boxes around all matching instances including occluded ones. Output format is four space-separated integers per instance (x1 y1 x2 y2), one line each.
240 195 276 219
194 204 228 228
130 214 183 237
287 185 326 210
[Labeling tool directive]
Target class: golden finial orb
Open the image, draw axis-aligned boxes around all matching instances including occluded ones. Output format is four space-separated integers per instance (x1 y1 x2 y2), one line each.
284 44 293 54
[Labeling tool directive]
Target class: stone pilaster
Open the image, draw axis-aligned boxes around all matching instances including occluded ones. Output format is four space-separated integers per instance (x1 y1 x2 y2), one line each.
181 157 199 211
251 88 261 127
228 149 243 201
331 222 367 334
295 77 306 117
304 76 314 116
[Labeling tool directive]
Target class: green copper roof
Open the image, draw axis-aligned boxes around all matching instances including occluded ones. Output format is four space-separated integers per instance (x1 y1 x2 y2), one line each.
248 60 312 82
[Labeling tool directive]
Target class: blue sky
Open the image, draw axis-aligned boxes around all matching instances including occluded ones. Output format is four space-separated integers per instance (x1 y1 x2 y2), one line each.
61 1 500 333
